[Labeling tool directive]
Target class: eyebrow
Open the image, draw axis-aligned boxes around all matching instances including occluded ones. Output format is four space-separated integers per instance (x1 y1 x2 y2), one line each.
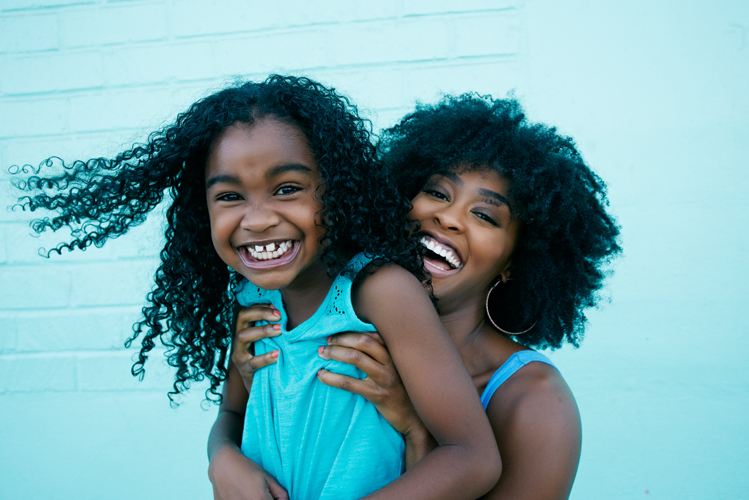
442 172 510 207
206 163 313 190
268 163 312 177
477 188 510 208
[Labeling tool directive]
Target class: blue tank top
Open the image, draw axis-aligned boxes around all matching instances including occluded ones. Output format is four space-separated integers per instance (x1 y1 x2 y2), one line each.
480 350 557 409
235 254 404 500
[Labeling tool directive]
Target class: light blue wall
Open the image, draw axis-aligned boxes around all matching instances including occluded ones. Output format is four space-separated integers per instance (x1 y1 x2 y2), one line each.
0 1 746 499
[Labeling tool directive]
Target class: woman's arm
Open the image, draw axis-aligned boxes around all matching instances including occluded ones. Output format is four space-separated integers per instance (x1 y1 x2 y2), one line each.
481 363 581 500
207 306 288 500
352 265 501 500
320 334 582 500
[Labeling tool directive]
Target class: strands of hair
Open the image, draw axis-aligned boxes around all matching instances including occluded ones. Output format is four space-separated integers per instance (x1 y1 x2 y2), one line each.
380 94 622 349
11 75 425 403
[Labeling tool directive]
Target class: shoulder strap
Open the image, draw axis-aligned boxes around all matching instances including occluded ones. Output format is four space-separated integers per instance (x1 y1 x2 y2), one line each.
480 351 557 410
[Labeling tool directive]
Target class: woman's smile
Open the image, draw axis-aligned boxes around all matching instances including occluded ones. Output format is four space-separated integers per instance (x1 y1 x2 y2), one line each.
410 169 520 303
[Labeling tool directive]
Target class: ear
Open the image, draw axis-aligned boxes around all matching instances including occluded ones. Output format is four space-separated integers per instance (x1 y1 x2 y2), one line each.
498 261 513 282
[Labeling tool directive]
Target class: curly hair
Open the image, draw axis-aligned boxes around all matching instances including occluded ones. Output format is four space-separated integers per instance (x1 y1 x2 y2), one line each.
11 75 424 402
380 94 621 350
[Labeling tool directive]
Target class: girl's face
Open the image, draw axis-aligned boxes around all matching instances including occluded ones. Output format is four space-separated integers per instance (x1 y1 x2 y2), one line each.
410 168 520 305
205 118 327 291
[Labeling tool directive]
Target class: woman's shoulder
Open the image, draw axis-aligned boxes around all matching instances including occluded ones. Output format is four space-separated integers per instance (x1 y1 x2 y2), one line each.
481 354 581 498
485 353 580 453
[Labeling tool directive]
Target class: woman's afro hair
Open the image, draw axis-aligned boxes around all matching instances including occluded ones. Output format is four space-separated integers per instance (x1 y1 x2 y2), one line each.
12 75 423 402
380 94 621 349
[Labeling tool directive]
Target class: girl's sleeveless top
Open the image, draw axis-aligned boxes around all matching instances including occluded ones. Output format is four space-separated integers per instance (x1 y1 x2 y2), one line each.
480 350 558 410
235 254 404 500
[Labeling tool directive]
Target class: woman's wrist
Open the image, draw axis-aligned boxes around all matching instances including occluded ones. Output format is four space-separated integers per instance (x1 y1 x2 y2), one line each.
402 419 435 470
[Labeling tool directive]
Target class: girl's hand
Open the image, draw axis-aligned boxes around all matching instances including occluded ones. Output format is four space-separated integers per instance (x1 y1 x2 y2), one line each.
232 304 282 391
209 444 288 500
316 332 424 437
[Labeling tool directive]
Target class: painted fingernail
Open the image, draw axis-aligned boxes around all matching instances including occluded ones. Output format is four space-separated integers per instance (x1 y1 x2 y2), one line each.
318 346 324 356
272 310 281 317
317 369 323 377
273 324 281 330
272 350 279 359
327 336 332 344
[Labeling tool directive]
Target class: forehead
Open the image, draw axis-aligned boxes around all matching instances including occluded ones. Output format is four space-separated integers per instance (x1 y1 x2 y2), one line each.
206 118 317 176
441 167 510 193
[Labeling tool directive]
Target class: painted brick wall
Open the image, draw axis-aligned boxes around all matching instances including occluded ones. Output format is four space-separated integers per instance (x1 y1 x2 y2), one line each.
2 1 748 499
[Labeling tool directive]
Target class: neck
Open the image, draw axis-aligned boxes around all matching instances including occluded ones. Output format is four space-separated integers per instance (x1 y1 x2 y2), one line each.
280 260 335 330
437 293 526 380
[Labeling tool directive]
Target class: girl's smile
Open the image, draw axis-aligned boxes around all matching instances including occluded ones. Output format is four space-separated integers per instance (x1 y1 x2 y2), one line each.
205 118 329 292
410 169 520 307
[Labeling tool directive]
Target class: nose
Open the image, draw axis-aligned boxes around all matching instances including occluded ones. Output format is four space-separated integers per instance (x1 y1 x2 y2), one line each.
433 204 464 232
240 204 282 233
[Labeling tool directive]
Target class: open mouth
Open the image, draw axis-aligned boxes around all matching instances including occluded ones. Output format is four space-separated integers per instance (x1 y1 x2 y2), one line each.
238 240 299 269
420 235 463 277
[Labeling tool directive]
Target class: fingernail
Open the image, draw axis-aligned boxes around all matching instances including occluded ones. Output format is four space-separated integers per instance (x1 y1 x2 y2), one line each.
273 324 281 330
272 310 281 317
327 336 332 344
317 369 323 377
318 346 324 356
272 350 279 359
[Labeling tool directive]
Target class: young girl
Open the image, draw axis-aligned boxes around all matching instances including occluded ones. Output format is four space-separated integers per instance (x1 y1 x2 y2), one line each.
11 76 500 499
229 93 621 498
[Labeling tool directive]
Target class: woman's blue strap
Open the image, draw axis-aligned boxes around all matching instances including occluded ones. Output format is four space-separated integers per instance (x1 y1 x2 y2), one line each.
480 351 558 410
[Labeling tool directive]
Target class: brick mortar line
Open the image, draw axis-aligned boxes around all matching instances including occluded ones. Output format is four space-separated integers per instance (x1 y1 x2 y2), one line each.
0 53 523 103
1 347 168 359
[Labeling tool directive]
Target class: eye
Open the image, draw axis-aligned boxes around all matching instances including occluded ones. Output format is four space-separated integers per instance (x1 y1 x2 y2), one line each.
423 188 449 201
473 210 500 227
215 192 242 202
276 184 302 196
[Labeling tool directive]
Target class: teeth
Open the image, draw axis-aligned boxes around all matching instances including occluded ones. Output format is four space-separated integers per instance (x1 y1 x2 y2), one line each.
420 237 462 269
246 240 293 261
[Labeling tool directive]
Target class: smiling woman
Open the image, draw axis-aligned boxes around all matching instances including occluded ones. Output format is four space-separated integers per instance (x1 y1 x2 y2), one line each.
310 93 622 499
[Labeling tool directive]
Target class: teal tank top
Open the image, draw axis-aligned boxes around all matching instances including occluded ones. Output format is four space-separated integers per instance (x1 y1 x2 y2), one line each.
235 254 405 500
480 350 557 409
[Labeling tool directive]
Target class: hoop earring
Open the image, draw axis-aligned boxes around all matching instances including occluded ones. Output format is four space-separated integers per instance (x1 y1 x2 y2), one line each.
485 279 537 335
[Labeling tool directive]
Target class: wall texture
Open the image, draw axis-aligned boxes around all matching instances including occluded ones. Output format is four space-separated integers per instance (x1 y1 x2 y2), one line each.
1 1 747 499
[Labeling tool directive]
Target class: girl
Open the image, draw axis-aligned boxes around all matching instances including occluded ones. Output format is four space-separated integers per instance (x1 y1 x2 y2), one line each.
228 94 621 499
11 77 500 499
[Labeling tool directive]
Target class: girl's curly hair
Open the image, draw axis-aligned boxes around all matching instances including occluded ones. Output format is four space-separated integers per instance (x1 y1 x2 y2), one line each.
380 94 621 350
12 75 424 402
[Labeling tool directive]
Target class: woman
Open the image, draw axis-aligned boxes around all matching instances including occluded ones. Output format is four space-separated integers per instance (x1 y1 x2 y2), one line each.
211 94 620 499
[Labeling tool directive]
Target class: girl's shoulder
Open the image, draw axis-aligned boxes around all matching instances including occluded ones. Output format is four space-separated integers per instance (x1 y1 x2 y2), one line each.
351 261 431 326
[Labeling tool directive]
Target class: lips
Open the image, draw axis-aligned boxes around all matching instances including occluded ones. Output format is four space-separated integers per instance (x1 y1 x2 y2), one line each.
419 233 464 278
238 240 300 270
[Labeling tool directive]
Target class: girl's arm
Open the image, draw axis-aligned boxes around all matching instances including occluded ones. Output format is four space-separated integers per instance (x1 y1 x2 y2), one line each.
207 307 288 500
352 265 501 500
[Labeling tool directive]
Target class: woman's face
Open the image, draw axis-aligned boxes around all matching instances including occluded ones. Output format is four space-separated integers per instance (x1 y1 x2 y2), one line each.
409 168 520 305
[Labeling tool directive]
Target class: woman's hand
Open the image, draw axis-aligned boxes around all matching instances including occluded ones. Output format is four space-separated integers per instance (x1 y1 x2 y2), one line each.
232 304 283 391
209 444 288 500
316 332 436 467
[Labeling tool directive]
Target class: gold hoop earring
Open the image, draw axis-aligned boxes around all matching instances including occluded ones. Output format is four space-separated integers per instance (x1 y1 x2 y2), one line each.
485 278 536 335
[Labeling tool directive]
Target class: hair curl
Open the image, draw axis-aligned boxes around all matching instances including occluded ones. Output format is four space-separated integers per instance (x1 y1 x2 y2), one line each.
380 94 621 349
11 75 423 402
